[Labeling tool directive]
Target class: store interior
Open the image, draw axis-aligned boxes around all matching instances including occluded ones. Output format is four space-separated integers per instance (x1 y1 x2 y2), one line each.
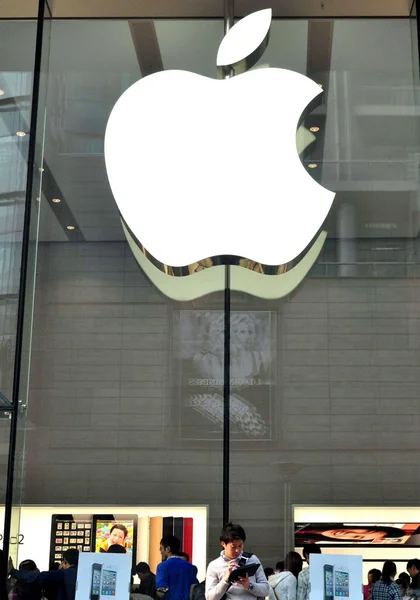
1 503 418 584
0 505 208 581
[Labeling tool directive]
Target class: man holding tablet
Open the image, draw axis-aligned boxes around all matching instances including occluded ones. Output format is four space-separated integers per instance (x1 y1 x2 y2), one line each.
205 522 269 600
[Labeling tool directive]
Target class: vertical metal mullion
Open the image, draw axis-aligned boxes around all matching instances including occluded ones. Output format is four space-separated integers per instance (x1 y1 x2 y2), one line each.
223 265 231 526
415 0 420 78
3 0 47 564
222 0 234 527
224 0 234 36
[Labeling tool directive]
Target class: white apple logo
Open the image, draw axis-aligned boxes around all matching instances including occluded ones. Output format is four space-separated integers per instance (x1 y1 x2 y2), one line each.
105 9 335 291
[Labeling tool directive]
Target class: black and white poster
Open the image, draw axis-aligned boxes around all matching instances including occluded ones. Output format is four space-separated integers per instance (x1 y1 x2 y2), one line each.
174 310 276 443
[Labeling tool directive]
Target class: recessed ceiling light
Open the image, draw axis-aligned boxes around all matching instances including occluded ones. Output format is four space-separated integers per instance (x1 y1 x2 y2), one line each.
0 90 4 96
66 225 75 230
16 131 26 137
39 167 45 172
372 247 402 251
308 163 318 169
310 126 320 133
36 197 40 202
52 198 61 203
318 83 323 88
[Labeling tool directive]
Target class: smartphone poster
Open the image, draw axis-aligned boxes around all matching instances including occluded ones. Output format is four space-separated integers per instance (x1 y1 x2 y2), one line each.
310 554 362 600
75 552 131 600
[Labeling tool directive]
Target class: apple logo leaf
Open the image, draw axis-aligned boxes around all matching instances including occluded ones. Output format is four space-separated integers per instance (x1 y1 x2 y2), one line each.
217 8 272 77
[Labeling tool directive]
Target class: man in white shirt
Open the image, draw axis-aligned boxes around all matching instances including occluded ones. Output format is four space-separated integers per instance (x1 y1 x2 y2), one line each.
297 544 322 600
205 522 269 600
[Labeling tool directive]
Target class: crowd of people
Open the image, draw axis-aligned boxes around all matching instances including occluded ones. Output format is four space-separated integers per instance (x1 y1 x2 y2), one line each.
1 523 420 600
262 553 420 600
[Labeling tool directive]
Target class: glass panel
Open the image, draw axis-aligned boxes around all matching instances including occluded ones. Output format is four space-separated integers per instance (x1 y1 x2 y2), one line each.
0 411 11 499
0 20 37 408
8 5 420 580
229 17 420 574
0 9 39 568
2 0 52 565
0 412 10 594
20 18 224 572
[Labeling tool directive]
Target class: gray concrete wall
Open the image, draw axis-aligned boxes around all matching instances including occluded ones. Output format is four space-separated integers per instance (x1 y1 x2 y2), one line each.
23 241 420 565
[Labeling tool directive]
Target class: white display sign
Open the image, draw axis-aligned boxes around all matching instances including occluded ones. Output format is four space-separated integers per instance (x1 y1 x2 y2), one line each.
310 554 363 600
75 552 131 600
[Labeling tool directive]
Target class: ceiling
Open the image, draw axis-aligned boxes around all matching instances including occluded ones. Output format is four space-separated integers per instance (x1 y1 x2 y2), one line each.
0 15 419 245
0 0 415 18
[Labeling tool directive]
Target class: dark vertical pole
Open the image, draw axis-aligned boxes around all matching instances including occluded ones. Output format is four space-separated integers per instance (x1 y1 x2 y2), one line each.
223 265 231 525
3 0 47 562
222 0 234 527
224 0 234 36
415 0 420 76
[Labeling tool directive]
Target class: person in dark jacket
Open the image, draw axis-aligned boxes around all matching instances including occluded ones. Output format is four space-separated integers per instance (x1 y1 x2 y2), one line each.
407 559 420 598
10 548 79 600
0 549 7 599
190 581 205 600
135 562 157 599
9 559 41 600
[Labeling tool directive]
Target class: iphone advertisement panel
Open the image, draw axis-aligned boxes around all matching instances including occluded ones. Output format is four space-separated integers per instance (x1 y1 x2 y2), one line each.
310 554 362 600
75 553 131 600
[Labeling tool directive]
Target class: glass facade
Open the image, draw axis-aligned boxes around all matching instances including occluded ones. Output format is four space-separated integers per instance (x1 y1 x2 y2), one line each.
1 0 420 583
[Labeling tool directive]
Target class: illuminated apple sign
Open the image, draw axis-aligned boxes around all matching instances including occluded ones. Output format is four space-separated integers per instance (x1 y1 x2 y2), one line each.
105 10 335 298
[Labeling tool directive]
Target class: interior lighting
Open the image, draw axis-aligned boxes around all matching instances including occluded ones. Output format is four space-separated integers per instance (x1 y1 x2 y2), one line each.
66 225 75 230
52 198 61 203
310 126 320 133
308 163 318 169
372 247 402 251
16 131 26 137
0 90 4 96
364 222 397 230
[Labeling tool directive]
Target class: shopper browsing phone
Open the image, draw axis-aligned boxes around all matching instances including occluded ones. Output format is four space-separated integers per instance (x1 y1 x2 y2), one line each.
205 522 268 600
